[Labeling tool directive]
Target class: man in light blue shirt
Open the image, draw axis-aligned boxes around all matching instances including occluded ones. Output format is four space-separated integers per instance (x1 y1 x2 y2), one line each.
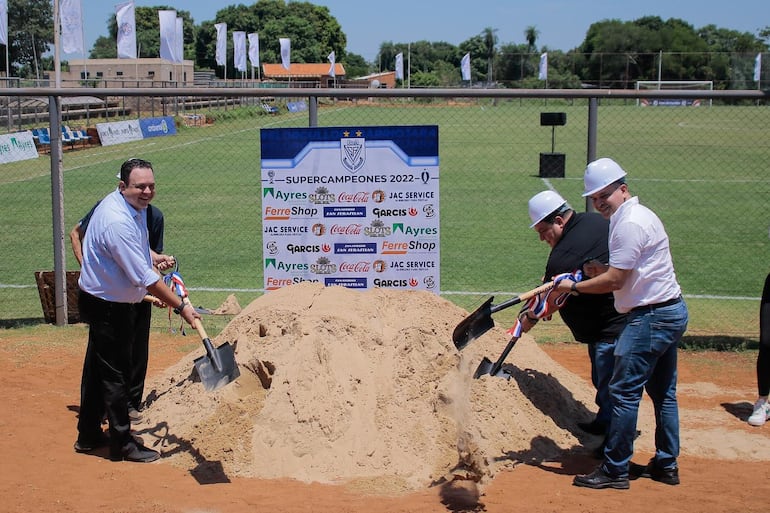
75 158 199 463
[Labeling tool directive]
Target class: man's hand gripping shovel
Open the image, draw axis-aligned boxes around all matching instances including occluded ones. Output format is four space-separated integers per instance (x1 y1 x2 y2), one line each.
164 265 240 392
468 271 582 380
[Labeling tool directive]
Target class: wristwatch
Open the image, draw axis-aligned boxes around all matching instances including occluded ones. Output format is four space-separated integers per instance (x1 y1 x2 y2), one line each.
571 282 580 295
173 301 187 315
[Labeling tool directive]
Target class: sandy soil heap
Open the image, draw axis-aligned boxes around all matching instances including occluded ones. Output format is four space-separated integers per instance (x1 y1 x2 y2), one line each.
134 282 606 492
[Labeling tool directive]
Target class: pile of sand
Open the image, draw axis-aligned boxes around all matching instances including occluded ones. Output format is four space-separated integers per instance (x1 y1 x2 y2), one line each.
136 282 604 492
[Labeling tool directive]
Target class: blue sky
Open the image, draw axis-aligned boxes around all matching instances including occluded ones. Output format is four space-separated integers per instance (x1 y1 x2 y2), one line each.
70 0 768 62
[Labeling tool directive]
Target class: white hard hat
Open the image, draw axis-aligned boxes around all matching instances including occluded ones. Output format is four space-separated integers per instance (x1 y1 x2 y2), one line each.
582 158 627 197
528 190 568 228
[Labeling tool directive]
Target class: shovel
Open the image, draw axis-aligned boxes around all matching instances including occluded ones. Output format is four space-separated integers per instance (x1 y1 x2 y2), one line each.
452 281 555 350
473 335 520 380
191 313 240 392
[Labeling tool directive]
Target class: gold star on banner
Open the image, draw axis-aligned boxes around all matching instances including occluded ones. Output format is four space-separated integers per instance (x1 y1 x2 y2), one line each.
355 130 362 137
343 130 350 137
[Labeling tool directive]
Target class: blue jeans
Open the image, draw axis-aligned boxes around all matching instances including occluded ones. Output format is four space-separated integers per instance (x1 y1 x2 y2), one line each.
602 299 689 477
588 340 616 428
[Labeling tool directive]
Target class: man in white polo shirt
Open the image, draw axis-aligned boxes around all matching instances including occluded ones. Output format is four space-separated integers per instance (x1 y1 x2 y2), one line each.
555 157 689 490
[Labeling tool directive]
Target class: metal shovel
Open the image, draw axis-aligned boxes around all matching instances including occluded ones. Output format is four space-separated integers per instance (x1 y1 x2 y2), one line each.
452 281 555 350
192 317 240 392
473 335 520 380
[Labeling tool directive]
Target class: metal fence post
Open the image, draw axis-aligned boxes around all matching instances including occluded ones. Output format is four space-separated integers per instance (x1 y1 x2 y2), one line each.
309 96 318 127
585 97 598 213
48 95 68 325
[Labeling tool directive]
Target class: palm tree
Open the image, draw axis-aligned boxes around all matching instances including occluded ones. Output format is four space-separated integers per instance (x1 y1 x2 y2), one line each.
525 26 539 53
482 27 498 85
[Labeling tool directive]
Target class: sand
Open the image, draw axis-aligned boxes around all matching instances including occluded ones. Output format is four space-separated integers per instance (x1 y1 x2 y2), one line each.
132 281 769 495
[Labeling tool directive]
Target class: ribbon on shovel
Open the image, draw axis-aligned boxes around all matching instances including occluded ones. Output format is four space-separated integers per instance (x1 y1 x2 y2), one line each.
164 269 190 335
506 270 582 337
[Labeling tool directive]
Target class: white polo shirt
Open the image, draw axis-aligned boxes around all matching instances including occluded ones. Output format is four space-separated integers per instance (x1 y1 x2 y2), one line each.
608 196 682 313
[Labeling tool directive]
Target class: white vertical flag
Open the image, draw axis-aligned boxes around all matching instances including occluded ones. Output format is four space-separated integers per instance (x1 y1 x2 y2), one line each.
115 2 136 59
175 17 184 63
233 31 246 72
0 0 8 46
60 0 85 54
327 51 336 77
214 22 227 66
279 37 291 70
248 33 260 68
158 10 177 62
538 52 548 80
395 52 404 80
754 53 762 82
461 52 471 81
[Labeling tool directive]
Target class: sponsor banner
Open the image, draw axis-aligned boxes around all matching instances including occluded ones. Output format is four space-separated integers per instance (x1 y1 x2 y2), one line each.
96 120 143 146
261 125 440 293
139 116 177 138
0 131 39 164
640 99 702 107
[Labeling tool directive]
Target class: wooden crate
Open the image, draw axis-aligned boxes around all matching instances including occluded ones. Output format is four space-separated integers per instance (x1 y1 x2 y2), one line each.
34 271 82 324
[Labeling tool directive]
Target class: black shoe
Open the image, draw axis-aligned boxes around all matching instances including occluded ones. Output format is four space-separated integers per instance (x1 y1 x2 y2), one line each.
630 459 679 485
110 441 160 463
74 433 109 453
577 419 607 436
573 467 629 490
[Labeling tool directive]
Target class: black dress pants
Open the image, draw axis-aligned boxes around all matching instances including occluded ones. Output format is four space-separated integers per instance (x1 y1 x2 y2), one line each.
77 291 140 452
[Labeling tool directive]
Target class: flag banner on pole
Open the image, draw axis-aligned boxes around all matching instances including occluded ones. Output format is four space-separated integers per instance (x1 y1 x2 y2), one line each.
158 10 177 62
215 23 227 66
755 53 762 83
0 0 8 46
248 33 260 68
461 52 471 81
538 52 548 80
279 37 291 70
233 31 246 72
175 17 184 63
395 52 403 80
328 51 336 77
60 0 85 54
115 1 136 59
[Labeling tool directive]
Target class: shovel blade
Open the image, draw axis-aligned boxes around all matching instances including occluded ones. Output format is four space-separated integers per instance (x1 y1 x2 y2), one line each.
473 357 512 380
453 297 495 350
193 341 240 392
472 357 494 379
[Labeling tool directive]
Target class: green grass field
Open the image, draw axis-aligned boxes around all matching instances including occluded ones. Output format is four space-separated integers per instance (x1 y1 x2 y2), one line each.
1 98 768 342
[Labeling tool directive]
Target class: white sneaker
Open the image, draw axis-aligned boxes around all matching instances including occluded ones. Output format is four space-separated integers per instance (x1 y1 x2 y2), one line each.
748 399 770 427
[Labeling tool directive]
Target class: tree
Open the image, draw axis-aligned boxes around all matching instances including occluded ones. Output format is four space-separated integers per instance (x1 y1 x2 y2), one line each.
524 26 539 53
1 0 54 78
481 27 498 85
195 0 346 78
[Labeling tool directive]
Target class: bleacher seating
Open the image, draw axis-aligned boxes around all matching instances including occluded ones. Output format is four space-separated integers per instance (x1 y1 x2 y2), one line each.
261 103 279 115
287 101 308 113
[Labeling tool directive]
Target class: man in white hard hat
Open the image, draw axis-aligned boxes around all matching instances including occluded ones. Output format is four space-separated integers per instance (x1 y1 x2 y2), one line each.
555 157 689 490
523 191 626 452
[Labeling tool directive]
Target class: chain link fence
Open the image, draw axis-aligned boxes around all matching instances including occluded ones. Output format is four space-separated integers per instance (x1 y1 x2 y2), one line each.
1 86 768 345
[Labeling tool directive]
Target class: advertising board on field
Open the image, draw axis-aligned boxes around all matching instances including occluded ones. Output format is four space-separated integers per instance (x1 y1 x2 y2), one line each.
260 125 440 293
0 131 38 164
96 116 177 146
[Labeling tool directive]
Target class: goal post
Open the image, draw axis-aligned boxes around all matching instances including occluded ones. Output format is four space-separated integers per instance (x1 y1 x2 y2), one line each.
635 80 713 107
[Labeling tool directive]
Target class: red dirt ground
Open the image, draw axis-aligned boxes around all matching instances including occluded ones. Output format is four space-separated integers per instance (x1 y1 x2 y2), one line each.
1 327 767 513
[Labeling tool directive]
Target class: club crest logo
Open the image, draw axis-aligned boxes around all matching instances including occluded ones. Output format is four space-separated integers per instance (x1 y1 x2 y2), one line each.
340 133 365 173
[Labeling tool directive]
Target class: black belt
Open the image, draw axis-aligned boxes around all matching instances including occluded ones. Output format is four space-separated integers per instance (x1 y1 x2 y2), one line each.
630 296 682 313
